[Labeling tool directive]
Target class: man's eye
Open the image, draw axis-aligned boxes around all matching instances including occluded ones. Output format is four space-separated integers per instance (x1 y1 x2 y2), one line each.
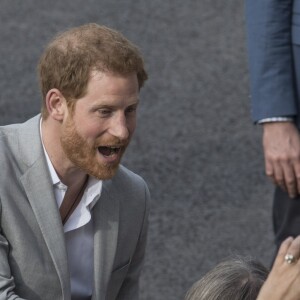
98 109 112 116
126 107 137 114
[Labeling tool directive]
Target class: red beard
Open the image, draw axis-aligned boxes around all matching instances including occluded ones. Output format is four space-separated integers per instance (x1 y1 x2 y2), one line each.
60 116 129 180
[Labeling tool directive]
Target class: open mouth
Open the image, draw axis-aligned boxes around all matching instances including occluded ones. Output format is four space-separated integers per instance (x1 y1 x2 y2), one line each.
98 146 121 157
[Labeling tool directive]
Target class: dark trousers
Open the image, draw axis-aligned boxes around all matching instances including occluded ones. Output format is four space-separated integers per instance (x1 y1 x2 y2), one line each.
273 187 300 247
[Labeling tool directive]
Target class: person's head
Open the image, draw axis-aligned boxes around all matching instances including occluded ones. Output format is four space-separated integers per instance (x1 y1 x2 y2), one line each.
38 23 147 119
40 24 148 180
184 257 269 300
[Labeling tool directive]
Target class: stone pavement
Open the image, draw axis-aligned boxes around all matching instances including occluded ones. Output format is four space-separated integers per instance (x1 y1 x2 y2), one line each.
0 1 274 299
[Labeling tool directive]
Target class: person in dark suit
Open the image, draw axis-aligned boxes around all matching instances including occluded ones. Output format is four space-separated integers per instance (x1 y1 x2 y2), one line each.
0 23 150 300
245 0 300 247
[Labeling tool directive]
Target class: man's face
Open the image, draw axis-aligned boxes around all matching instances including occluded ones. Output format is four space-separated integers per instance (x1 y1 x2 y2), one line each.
60 71 139 180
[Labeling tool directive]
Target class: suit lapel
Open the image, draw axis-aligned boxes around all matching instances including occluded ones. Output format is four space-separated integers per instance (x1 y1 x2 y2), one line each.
18 115 121 299
18 115 71 299
92 179 120 299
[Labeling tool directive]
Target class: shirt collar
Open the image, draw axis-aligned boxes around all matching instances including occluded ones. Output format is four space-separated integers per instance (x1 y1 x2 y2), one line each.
40 118 61 186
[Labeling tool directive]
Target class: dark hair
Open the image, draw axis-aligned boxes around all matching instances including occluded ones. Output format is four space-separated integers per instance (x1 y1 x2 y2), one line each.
184 257 269 300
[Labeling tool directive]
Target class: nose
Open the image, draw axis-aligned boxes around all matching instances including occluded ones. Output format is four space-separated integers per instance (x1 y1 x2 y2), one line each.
109 113 130 141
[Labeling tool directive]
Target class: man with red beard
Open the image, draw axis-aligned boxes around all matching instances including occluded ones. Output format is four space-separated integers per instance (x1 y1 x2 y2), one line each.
0 23 150 300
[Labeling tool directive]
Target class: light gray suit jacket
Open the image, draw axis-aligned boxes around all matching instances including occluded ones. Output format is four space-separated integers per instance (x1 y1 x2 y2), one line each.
0 115 150 300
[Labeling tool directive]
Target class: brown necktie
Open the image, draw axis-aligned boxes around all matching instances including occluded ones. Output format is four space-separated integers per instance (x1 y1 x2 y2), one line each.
59 176 89 225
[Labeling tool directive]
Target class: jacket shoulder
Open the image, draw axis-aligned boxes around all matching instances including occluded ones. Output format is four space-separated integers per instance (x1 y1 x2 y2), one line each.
105 165 150 209
0 115 41 172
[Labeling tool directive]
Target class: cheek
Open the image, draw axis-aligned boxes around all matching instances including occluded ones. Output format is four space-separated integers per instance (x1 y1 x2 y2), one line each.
74 117 107 138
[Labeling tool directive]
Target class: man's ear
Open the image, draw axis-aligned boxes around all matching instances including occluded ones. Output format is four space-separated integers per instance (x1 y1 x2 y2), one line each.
45 89 67 121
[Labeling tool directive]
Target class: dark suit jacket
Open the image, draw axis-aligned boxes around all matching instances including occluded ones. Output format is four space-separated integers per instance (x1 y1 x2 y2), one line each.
245 0 300 123
0 115 150 300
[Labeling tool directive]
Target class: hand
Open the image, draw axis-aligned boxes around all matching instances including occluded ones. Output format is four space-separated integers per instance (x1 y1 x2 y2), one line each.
257 236 300 300
263 122 300 198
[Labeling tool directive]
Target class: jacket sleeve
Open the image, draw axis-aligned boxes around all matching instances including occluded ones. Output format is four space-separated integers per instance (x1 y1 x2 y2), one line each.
115 183 150 300
244 0 298 122
0 207 26 300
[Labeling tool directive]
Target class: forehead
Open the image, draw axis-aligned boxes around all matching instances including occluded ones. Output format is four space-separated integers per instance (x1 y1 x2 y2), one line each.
87 71 139 94
73 71 139 110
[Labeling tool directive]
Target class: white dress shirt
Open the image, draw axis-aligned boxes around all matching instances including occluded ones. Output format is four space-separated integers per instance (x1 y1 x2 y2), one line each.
258 116 294 124
40 121 102 299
